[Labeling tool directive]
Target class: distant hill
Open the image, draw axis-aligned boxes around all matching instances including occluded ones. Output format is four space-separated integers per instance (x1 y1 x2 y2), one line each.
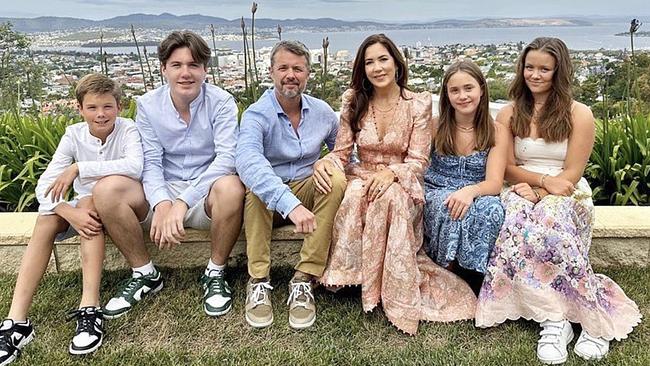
0 13 593 33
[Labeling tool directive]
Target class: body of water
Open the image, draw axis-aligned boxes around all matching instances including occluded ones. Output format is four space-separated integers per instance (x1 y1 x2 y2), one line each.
34 23 650 54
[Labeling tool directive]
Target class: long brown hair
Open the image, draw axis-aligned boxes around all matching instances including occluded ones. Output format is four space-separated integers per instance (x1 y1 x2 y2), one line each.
509 37 573 142
347 34 409 133
435 60 495 155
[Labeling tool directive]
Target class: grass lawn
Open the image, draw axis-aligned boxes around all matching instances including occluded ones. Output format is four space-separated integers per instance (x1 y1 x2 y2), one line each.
0 265 647 366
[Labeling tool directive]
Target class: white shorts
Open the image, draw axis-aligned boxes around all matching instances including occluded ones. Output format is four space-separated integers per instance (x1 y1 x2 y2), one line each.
140 180 212 231
47 197 80 242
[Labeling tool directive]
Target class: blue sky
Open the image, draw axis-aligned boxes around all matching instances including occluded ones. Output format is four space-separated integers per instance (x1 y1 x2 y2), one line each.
3 0 648 21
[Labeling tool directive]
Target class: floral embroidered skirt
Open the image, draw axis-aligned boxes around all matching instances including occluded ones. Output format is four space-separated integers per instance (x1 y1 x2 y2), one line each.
320 178 477 335
476 187 642 340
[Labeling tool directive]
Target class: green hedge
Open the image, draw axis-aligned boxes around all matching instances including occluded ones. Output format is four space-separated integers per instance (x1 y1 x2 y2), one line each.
1 111 648 211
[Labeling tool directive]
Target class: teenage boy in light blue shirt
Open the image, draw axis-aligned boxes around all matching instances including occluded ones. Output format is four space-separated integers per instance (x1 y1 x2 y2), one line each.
92 31 244 320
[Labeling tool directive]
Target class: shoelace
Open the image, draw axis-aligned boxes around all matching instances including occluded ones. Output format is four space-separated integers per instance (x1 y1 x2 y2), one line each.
287 282 314 308
205 276 226 295
0 332 20 357
249 282 273 306
118 275 149 297
67 308 103 334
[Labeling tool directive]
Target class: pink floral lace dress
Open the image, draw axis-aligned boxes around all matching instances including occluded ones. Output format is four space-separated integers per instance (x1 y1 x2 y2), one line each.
476 137 642 341
319 89 477 335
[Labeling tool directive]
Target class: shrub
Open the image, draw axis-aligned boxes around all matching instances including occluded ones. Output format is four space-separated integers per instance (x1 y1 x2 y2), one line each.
586 114 650 205
0 112 77 211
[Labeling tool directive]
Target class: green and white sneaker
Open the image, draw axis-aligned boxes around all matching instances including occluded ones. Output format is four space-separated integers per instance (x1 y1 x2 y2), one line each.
103 269 163 319
199 270 233 317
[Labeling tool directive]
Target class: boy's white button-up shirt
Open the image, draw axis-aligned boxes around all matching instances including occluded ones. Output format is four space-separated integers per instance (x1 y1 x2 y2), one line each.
35 117 143 214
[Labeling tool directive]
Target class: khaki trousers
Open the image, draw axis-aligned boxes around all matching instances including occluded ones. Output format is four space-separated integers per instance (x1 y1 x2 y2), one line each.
245 169 346 279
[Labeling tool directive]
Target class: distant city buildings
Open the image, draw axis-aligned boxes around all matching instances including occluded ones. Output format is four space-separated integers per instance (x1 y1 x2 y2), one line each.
21 28 626 113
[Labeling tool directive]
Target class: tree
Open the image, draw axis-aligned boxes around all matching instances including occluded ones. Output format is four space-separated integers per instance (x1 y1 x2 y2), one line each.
0 22 45 112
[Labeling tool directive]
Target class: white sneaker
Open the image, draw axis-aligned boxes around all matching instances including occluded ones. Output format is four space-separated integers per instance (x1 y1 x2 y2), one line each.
537 320 574 364
574 330 609 361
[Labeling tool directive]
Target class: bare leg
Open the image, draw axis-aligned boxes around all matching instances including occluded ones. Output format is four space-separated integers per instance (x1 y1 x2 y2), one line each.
8 214 68 320
76 196 105 308
205 175 245 265
93 176 150 268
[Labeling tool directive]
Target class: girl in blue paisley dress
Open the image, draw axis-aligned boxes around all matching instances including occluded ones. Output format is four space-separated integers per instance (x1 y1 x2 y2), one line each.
475 37 641 364
423 60 508 288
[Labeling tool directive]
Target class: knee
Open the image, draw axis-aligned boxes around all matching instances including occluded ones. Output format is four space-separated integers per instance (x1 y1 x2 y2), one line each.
92 176 137 202
76 196 97 210
211 175 245 201
210 176 245 216
484 196 505 224
328 169 347 195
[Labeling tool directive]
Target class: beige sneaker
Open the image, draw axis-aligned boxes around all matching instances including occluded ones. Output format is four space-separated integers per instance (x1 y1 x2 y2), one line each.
245 279 274 328
287 280 316 329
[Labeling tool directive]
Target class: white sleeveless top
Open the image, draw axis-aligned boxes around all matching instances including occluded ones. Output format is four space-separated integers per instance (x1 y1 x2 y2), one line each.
514 136 592 195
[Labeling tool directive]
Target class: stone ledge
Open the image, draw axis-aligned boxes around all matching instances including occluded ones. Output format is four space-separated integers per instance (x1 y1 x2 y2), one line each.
1 206 648 273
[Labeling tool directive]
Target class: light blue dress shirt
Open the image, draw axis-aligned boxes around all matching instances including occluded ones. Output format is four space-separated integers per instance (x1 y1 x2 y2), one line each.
136 83 239 209
236 89 339 218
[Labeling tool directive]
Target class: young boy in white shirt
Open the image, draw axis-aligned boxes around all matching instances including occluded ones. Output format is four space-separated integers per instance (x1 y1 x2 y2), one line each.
0 73 143 364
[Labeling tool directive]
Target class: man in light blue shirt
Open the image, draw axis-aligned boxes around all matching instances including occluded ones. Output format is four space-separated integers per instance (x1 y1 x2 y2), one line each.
236 41 346 330
93 31 244 320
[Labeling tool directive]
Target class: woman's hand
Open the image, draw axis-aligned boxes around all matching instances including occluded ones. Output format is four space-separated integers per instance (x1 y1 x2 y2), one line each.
364 168 396 201
444 185 479 220
512 183 540 203
313 159 336 194
541 175 575 196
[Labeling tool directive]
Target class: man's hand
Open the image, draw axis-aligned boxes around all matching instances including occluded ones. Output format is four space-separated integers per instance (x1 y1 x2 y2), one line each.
150 201 172 246
55 204 102 240
312 159 336 194
159 200 188 249
45 163 79 203
288 204 317 234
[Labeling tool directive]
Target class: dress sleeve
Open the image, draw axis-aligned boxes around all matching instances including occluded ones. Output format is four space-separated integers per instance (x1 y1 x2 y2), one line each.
387 91 433 204
324 89 355 171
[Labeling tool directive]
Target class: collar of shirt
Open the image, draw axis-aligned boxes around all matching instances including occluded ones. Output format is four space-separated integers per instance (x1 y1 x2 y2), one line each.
268 88 311 119
82 118 123 146
165 83 206 122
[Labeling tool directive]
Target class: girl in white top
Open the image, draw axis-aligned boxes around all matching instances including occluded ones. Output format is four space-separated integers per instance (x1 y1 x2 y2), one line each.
0 74 142 364
475 37 641 365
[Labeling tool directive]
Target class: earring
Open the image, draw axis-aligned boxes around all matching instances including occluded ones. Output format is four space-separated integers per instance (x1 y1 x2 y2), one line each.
395 68 401 81
362 78 371 90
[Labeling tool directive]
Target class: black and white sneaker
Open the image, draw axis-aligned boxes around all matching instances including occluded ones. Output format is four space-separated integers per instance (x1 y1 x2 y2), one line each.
67 307 104 356
0 319 34 366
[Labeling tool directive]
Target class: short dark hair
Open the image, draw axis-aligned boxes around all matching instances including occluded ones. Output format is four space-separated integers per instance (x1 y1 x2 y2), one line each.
270 40 311 69
75 73 122 106
158 31 211 67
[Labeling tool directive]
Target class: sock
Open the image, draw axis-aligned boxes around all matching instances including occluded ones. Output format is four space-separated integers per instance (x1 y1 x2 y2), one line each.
205 259 226 277
132 261 156 278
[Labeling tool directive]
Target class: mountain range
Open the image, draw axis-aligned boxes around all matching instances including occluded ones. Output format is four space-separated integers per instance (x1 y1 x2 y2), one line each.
0 13 594 33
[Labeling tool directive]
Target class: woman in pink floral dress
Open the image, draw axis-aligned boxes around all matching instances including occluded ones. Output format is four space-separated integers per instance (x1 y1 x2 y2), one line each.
476 37 641 364
313 34 476 335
